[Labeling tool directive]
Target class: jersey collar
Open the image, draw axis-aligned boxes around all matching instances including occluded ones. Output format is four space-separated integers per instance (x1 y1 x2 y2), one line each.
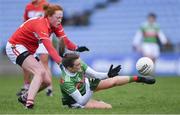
62 65 77 77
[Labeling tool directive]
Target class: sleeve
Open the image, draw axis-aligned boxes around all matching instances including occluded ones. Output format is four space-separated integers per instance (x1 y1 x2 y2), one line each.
85 66 108 80
69 78 93 106
81 61 108 80
41 39 61 64
70 89 92 106
133 30 143 46
157 30 168 45
54 25 77 50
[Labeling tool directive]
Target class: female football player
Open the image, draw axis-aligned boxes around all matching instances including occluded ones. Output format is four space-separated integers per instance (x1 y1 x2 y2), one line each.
18 0 52 97
17 0 89 97
59 42 156 109
6 4 88 109
133 13 168 63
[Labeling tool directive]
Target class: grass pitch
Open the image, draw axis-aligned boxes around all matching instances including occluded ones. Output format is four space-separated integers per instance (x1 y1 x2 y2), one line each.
0 74 180 114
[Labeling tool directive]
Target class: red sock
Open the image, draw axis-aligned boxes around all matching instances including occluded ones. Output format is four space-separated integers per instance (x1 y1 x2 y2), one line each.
133 75 138 81
129 75 138 82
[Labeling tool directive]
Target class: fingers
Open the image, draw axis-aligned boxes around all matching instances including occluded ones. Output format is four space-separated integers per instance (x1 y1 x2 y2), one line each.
108 64 121 78
83 46 89 51
115 65 121 71
76 46 89 52
109 64 121 72
109 64 113 71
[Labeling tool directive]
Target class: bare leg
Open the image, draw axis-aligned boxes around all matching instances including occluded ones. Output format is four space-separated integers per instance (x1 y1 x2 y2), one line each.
39 54 52 79
84 76 131 109
39 54 53 96
95 76 130 91
85 99 112 109
22 55 51 107
16 68 31 96
22 68 31 89
18 53 51 95
84 76 155 109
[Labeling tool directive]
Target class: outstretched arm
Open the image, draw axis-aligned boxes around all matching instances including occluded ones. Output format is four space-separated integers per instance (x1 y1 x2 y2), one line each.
85 66 108 80
41 39 61 64
60 37 89 52
55 25 89 52
158 30 168 45
85 65 121 79
133 30 143 52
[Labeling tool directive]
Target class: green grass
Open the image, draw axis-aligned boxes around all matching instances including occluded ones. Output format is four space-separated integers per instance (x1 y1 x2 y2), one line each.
0 74 180 114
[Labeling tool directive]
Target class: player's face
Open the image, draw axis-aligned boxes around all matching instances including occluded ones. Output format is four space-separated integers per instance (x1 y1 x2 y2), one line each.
49 10 63 28
70 58 81 73
148 16 156 24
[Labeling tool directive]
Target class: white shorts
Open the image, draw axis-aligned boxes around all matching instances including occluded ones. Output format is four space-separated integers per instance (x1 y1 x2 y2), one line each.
35 43 48 54
6 42 28 64
141 43 160 58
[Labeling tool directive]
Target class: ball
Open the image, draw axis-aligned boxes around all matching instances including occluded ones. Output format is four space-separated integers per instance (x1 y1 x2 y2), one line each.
136 57 154 75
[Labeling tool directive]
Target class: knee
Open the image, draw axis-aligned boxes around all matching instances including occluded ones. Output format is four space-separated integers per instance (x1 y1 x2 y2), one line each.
43 72 52 86
44 79 51 86
38 69 46 77
34 69 46 79
106 104 112 109
99 101 112 109
34 69 51 86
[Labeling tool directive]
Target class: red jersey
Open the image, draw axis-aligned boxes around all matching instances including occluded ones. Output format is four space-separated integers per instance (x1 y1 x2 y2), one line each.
24 0 47 21
9 17 77 63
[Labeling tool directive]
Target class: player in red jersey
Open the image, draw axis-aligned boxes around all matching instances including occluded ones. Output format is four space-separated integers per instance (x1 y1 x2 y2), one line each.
17 0 55 97
6 4 89 109
24 0 48 21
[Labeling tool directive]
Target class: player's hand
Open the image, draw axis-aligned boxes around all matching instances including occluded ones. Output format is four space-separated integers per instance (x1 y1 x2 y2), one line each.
107 64 121 78
76 46 89 52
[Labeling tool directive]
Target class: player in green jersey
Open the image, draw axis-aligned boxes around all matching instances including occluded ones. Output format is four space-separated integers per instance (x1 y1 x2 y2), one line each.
133 13 168 62
59 52 156 109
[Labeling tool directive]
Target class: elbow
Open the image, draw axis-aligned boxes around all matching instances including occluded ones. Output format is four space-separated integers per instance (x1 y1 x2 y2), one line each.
76 99 87 106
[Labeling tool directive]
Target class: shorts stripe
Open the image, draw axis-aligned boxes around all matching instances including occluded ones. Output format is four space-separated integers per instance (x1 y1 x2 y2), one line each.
12 48 19 56
14 48 20 55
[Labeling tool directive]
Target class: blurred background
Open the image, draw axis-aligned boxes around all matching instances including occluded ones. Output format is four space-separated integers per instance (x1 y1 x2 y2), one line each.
0 0 180 76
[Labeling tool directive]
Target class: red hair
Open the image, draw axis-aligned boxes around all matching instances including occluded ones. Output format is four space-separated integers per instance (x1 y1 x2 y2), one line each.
43 4 63 17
